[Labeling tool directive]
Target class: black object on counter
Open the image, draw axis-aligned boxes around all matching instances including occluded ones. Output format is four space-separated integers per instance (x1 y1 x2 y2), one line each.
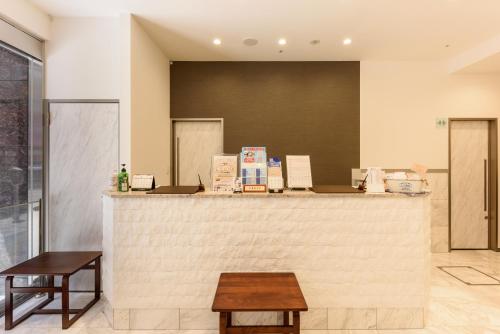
310 185 365 194
198 174 205 192
147 186 200 194
358 174 368 191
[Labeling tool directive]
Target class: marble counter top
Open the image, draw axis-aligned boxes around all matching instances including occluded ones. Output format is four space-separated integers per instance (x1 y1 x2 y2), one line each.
103 189 430 198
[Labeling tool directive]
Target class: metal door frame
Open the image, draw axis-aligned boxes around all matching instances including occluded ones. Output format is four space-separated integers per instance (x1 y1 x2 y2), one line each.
448 118 498 251
170 118 224 186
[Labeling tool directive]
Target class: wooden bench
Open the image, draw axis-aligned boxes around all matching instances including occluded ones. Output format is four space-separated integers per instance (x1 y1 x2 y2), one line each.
0 251 102 330
212 273 308 334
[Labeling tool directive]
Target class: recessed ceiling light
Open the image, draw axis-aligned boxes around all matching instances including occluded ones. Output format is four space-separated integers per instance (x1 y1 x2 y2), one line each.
278 38 287 46
343 38 352 45
213 38 222 45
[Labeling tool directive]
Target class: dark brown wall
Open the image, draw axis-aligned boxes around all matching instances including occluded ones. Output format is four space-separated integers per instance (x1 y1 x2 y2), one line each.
171 61 360 185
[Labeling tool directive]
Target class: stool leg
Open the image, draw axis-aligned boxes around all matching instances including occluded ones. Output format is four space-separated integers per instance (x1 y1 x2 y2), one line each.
284 311 289 326
219 312 227 334
292 311 300 334
61 275 70 329
227 312 232 327
5 276 13 330
94 257 101 300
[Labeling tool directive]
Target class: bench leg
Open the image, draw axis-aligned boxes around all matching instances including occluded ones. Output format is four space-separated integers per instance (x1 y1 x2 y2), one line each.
61 275 70 329
59 261 101 329
94 257 101 300
5 276 13 330
292 311 300 334
47 275 54 300
283 311 289 326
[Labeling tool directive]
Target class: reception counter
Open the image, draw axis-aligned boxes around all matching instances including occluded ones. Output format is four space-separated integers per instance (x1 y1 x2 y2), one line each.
102 190 431 331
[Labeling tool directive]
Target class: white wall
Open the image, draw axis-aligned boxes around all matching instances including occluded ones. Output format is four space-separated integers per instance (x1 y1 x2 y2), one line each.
45 17 120 99
45 15 171 183
361 61 500 251
130 15 171 185
0 0 51 40
120 14 132 171
119 14 171 184
360 61 500 169
40 16 500 183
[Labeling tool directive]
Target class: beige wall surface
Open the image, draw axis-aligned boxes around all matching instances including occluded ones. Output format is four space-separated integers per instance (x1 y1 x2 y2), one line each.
130 15 171 185
120 14 132 171
44 15 171 185
36 13 500 193
0 0 51 40
45 17 120 99
360 61 500 169
361 62 500 253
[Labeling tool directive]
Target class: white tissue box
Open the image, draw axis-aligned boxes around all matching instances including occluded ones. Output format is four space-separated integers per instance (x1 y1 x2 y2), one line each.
386 179 425 193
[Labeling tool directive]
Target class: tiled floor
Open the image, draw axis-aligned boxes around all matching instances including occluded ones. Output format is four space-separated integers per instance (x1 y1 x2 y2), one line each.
3 250 500 333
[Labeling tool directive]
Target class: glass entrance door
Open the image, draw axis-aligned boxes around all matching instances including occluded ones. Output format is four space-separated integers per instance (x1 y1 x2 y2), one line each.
0 42 43 312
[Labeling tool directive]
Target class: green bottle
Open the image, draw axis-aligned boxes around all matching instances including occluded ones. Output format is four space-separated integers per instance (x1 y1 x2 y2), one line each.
118 164 129 192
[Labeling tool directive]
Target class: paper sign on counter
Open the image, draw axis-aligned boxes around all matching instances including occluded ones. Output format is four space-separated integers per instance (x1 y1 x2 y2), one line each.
286 155 312 189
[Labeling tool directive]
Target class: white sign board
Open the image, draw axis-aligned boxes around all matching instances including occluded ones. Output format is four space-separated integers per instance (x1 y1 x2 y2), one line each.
286 155 312 189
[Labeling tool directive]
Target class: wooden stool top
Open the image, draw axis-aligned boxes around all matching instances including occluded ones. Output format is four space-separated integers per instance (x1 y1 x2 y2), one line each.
0 251 102 276
212 272 308 312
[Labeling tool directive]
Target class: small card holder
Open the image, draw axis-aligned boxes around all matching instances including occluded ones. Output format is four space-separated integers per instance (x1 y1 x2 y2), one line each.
131 174 155 191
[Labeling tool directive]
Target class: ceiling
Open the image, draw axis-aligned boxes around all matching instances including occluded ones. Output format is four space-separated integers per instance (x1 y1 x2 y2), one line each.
458 52 500 74
30 0 500 61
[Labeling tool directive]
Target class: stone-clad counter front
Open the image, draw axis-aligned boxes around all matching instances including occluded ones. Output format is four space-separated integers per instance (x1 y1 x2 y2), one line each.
102 191 431 331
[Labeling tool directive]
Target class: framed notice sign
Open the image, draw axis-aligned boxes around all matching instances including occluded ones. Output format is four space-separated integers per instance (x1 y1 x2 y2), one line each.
212 154 238 192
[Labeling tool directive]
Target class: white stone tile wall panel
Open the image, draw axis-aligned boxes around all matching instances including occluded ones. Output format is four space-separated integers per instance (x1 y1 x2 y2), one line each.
103 194 430 326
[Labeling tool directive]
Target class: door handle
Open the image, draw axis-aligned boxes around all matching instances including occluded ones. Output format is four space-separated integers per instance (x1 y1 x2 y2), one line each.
176 137 180 186
484 159 488 212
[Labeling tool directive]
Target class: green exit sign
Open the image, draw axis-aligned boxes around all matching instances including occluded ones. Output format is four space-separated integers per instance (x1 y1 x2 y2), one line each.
436 118 447 128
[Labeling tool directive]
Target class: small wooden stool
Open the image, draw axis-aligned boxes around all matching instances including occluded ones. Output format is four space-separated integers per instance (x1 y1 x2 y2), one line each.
0 251 102 330
212 272 308 334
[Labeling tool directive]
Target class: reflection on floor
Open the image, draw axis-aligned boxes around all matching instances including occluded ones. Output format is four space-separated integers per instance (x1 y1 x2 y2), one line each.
2 250 500 333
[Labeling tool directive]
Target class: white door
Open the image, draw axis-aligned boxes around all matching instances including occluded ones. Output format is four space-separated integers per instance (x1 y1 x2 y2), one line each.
173 120 223 189
450 120 489 249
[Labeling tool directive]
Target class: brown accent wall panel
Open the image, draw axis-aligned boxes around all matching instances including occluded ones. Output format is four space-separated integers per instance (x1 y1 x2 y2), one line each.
171 61 360 185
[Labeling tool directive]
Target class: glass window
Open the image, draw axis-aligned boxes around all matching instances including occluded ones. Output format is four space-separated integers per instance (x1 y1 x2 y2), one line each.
0 42 44 313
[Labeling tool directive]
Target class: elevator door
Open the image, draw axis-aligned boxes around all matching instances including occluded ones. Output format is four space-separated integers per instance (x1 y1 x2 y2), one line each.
172 120 223 190
450 120 489 249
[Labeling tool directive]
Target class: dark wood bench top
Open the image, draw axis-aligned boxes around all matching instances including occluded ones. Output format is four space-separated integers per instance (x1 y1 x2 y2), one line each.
212 272 308 312
0 252 102 276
